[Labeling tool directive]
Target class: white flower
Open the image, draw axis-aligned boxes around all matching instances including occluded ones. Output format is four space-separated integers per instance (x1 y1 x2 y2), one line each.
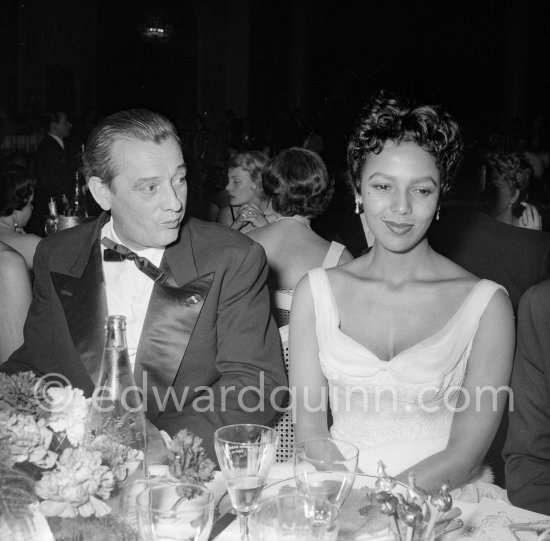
0 411 57 469
35 447 114 518
46 387 90 446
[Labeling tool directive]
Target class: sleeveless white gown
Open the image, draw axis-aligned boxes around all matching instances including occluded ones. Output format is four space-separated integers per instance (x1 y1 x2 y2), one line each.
307 268 508 500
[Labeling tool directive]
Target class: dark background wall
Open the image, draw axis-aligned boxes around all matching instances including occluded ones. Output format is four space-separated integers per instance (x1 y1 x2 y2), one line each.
1 0 549 136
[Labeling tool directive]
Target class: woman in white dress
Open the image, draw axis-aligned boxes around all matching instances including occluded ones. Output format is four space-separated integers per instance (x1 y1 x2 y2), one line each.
290 92 515 494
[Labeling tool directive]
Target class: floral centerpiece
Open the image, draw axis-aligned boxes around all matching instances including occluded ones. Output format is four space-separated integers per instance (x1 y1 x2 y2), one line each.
0 371 216 541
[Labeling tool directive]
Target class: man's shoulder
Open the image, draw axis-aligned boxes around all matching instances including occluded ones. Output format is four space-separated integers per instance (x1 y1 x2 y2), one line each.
522 278 550 315
36 218 98 260
182 217 256 253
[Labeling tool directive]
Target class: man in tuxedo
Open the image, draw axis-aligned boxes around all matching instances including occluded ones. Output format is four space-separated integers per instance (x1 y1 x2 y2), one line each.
5 109 286 460
29 111 75 234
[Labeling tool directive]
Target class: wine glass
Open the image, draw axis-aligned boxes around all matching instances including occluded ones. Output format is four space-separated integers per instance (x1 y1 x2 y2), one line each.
294 438 359 509
214 424 278 541
135 480 214 541
250 493 340 541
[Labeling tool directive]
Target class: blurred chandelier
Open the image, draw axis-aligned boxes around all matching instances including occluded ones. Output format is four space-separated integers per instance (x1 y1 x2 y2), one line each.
139 9 173 42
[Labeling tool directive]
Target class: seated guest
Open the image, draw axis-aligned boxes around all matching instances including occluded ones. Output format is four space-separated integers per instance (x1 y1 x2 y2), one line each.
430 150 550 488
429 150 550 314
504 279 550 514
247 147 353 461
3 109 287 461
481 152 542 230
0 242 32 363
248 147 353 293
0 166 41 269
291 92 514 495
216 150 279 233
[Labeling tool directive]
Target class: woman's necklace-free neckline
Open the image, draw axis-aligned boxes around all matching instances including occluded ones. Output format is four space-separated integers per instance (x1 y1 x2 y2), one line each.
273 215 311 229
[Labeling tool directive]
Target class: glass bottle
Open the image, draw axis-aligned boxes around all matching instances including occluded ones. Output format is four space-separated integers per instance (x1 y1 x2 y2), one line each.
72 172 88 217
61 193 71 216
44 197 59 235
85 315 149 480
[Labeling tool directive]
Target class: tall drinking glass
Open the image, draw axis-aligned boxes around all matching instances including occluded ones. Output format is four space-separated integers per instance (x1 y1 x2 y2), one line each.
250 493 340 541
214 424 278 541
135 480 214 541
294 438 359 509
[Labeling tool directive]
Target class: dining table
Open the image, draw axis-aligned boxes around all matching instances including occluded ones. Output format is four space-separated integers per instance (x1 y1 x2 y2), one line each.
207 462 479 541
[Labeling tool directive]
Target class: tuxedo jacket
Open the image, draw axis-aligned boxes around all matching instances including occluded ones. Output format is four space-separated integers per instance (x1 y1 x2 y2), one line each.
504 279 550 514
5 213 287 459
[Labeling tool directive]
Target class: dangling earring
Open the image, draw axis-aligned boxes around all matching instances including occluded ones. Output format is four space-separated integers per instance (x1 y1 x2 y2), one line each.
13 212 19 231
435 204 440 221
354 194 364 214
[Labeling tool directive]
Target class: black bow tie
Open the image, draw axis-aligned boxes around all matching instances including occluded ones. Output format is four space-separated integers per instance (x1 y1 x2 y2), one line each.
102 237 168 284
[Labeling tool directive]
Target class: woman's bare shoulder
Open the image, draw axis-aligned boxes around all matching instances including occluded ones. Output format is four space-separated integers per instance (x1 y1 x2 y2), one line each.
0 243 27 275
216 206 234 225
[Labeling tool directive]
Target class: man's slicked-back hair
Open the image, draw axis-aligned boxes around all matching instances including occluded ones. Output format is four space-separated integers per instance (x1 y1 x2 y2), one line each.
83 108 180 188
347 91 463 196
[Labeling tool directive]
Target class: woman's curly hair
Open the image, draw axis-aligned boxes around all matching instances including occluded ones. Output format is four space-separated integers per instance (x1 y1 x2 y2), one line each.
262 147 334 218
347 91 463 196
0 166 35 217
482 152 533 216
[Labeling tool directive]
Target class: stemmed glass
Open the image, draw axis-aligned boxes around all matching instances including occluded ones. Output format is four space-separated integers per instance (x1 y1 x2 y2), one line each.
250 493 340 541
294 438 359 509
135 480 214 541
214 424 278 541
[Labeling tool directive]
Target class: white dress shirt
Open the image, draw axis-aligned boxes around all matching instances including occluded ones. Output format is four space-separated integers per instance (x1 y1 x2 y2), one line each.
101 219 164 370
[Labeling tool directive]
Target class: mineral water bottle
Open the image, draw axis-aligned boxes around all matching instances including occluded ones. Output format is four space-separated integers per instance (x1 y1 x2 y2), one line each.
85 315 148 479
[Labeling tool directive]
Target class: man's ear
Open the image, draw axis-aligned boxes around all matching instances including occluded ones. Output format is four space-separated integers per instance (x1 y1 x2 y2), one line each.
88 176 112 211
510 188 520 205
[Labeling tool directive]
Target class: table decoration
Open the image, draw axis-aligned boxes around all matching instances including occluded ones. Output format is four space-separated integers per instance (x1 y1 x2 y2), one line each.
372 462 459 541
0 371 217 541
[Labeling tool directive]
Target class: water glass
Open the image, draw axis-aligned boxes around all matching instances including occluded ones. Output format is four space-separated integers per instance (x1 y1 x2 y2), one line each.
214 424 278 541
294 438 359 509
250 493 340 541
135 480 214 541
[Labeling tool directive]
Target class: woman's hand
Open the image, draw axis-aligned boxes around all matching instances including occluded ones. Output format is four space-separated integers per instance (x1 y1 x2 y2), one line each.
232 203 269 230
518 202 542 230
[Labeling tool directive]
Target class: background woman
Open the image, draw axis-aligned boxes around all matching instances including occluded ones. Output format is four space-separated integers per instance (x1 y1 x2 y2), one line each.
481 152 542 230
248 147 353 293
247 147 353 461
216 150 278 233
0 166 41 269
290 93 515 495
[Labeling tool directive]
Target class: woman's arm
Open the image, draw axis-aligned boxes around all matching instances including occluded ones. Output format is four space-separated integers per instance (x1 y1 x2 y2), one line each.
216 206 235 227
289 274 332 442
0 246 33 363
397 289 515 492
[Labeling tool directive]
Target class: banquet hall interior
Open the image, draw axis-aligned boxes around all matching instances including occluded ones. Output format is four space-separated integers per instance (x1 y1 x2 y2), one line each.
2 0 550 516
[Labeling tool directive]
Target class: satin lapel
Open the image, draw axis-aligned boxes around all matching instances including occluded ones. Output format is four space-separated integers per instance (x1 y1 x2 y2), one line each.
134 272 214 420
50 238 108 387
